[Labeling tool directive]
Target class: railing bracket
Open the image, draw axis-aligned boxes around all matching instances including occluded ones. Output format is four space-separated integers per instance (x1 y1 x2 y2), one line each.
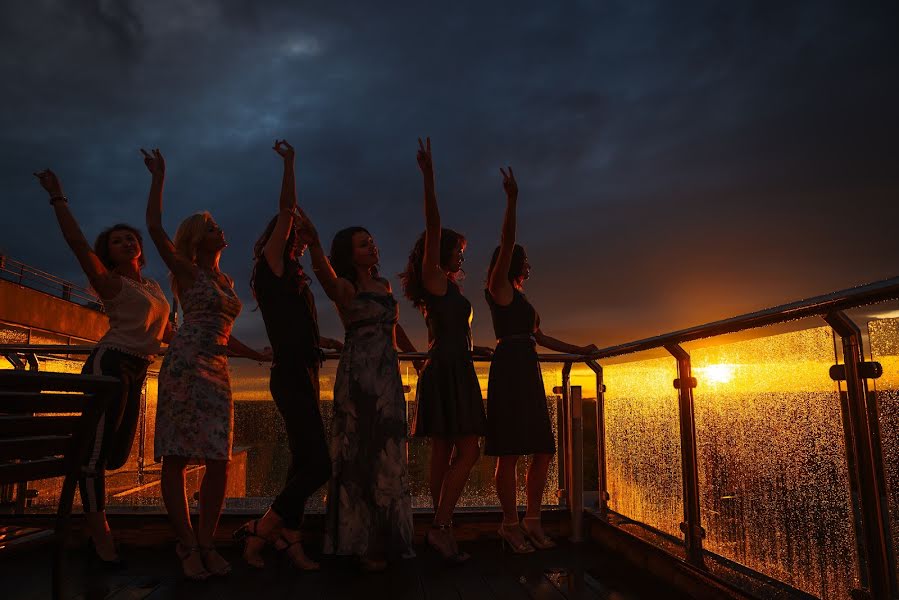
673 377 697 389
829 362 883 381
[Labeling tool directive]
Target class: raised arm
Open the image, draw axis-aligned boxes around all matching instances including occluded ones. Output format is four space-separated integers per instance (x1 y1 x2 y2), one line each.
142 149 194 282
263 140 297 277
486 167 518 306
534 329 598 355
294 207 356 306
418 137 447 296
33 169 121 299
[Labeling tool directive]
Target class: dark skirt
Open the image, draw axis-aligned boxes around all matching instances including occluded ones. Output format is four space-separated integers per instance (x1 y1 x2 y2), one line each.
485 339 555 456
412 349 487 437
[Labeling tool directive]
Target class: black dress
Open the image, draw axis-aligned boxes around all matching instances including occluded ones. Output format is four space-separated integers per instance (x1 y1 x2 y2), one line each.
412 281 487 437
484 288 555 456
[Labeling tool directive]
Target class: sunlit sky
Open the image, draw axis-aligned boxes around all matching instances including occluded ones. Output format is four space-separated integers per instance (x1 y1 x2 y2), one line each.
2 1 897 351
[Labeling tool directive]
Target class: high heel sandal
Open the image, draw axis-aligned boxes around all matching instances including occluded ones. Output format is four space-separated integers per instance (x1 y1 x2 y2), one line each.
86 537 126 571
175 542 211 581
497 521 535 554
425 522 469 564
275 534 320 571
199 545 232 577
233 519 268 568
520 517 556 550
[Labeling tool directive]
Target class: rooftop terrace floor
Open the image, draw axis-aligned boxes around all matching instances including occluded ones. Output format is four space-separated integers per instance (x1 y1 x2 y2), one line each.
0 517 688 600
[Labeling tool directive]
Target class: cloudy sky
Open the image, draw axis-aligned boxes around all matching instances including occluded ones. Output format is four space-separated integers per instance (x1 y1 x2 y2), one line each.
1 1 897 350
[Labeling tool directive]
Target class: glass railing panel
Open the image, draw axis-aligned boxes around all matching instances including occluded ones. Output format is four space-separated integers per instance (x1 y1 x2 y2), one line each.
0 322 29 344
603 353 683 539
691 324 857 599
867 316 899 577
406 360 562 509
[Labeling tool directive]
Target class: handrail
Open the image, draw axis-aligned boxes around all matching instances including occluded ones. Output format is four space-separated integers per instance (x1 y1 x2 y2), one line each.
0 254 101 307
591 274 899 359
0 344 595 364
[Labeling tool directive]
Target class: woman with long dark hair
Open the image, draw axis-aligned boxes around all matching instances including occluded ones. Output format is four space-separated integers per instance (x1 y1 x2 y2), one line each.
143 148 269 580
485 167 597 553
399 138 489 563
34 168 171 569
294 209 417 571
235 140 342 570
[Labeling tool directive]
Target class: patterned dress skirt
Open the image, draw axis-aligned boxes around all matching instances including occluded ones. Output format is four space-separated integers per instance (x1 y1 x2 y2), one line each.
323 292 414 559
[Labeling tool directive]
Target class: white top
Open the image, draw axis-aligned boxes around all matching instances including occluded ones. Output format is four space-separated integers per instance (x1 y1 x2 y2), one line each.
98 277 170 359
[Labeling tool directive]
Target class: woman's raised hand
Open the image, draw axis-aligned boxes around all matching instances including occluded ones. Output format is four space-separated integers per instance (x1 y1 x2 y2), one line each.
140 148 166 177
273 139 295 161
293 206 320 246
417 137 433 178
500 166 517 199
33 169 64 199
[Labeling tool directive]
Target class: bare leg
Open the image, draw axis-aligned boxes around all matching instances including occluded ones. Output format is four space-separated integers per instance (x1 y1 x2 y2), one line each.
161 456 207 578
434 436 479 525
521 453 555 546
429 438 453 512
84 511 117 560
524 453 552 519
197 459 230 575
495 455 530 550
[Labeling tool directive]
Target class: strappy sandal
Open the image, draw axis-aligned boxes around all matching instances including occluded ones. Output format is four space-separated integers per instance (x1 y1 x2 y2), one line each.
425 522 470 564
199 545 232 577
520 517 557 549
175 542 211 581
275 534 320 571
233 519 268 568
497 521 535 554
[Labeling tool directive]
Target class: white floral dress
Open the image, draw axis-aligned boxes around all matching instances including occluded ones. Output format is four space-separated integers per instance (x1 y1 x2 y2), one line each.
154 270 242 462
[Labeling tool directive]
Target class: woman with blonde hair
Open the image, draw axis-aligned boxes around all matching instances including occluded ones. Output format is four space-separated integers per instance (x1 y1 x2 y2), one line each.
143 148 269 580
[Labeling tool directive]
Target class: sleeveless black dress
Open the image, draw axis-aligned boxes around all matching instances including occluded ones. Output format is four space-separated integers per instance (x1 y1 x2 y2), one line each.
412 281 487 437
484 288 555 456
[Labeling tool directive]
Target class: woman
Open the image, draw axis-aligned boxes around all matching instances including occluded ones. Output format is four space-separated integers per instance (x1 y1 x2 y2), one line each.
295 209 417 571
485 167 597 553
235 140 342 570
399 138 489 563
33 168 171 568
142 148 269 580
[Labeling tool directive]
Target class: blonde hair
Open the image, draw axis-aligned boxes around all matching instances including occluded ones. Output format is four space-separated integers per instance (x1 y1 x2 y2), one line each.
170 212 213 300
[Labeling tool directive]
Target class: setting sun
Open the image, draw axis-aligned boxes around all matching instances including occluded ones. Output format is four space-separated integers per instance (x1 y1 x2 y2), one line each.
696 363 736 385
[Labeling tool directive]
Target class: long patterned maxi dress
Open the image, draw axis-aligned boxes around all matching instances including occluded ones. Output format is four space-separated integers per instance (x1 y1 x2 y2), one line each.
154 270 242 462
323 291 414 559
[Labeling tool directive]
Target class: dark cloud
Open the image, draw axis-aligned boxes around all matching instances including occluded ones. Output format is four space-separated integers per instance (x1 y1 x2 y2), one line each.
1 0 897 350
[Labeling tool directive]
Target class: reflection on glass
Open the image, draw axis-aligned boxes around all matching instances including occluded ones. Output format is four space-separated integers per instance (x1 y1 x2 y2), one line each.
867 317 899 581
4 352 568 512
604 355 683 539
692 326 858 599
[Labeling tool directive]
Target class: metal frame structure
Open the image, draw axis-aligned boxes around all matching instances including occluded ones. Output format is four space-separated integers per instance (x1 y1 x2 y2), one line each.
4 274 899 597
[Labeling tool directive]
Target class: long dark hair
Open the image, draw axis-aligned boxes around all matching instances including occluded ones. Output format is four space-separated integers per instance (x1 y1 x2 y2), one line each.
329 226 378 288
487 244 526 285
399 228 466 310
249 214 308 302
94 224 146 269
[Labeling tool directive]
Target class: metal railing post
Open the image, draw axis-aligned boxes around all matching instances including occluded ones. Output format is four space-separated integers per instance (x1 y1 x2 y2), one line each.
557 364 571 505
586 360 609 518
568 381 584 542
665 343 705 567
824 311 896 600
